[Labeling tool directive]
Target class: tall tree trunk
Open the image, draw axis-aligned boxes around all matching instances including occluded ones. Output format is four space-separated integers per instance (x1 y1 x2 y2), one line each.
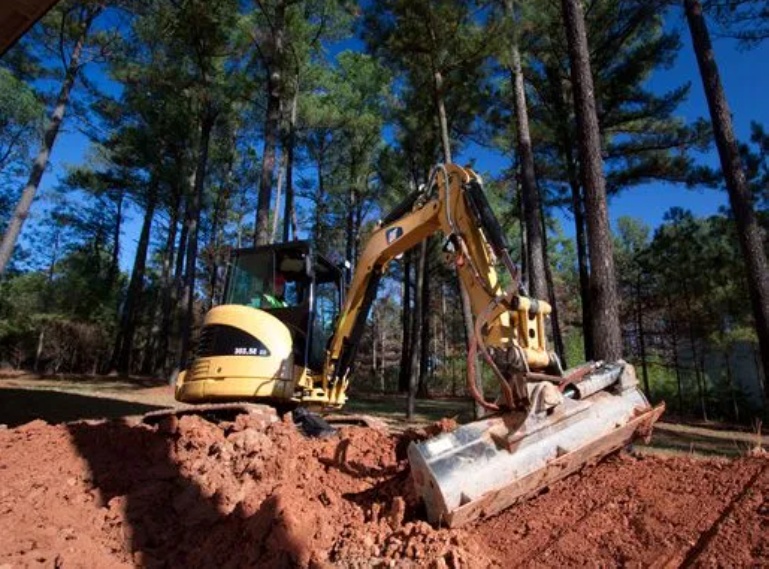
441 285 454 396
756 348 767 408
433 69 452 164
34 328 46 373
667 297 685 416
345 160 359 274
408 241 428 419
179 110 216 368
540 207 567 368
255 0 286 246
518 189 528 287
207 181 229 310
114 185 158 374
35 227 61 372
174 201 189 292
635 274 650 398
108 189 124 288
169 193 190 367
152 193 182 375
509 8 547 300
0 18 94 276
271 148 285 243
571 180 594 360
418 248 431 397
372 310 378 380
379 325 387 393
685 0 769 393
313 147 327 243
440 282 457 397
283 84 298 242
354 193 364 263
398 252 413 392
682 281 708 420
723 349 739 422
547 58 594 362
255 86 280 245
561 0 623 362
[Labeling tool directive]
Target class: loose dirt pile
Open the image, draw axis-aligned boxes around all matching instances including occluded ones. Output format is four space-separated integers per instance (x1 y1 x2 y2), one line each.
0 413 767 568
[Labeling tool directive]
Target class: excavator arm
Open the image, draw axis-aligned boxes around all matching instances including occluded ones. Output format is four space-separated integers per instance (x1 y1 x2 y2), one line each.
323 164 557 410
321 163 663 528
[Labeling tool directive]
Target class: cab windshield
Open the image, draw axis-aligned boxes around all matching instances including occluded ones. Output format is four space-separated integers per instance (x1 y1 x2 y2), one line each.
224 249 308 309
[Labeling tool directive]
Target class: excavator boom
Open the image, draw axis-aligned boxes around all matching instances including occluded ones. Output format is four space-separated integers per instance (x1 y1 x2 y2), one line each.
322 164 558 406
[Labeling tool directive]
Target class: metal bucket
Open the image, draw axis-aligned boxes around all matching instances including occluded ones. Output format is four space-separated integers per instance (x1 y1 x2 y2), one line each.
408 363 664 527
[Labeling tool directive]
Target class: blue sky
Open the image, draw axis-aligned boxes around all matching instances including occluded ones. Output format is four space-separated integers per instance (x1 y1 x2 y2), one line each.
604 16 769 229
23 10 769 271
459 15 769 238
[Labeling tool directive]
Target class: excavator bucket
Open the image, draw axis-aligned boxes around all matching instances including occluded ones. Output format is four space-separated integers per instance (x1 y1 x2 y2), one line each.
408 362 664 528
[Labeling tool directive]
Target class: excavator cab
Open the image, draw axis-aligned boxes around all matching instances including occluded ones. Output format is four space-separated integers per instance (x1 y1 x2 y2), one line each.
223 242 343 372
175 241 344 406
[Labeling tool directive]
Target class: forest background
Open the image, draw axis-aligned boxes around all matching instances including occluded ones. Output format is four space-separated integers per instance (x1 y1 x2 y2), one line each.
1 0 768 424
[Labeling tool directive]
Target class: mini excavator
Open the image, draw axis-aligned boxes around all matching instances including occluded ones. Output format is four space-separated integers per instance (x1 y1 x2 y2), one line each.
174 164 664 527
0 5 663 528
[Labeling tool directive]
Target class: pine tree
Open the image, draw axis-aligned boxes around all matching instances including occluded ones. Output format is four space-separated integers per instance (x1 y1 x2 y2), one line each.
685 0 769 395
561 0 623 361
0 1 111 277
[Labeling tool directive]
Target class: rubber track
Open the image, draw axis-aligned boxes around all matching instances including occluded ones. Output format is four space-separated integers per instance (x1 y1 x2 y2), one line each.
141 402 277 424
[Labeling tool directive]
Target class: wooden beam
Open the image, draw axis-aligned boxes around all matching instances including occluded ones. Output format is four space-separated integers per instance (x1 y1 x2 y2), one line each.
0 0 61 56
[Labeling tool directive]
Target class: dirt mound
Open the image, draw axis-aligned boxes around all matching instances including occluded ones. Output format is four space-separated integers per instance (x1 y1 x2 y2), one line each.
471 453 769 567
0 415 767 568
0 415 483 568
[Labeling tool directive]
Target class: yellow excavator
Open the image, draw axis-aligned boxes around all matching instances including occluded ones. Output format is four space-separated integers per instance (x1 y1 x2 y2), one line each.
174 163 664 527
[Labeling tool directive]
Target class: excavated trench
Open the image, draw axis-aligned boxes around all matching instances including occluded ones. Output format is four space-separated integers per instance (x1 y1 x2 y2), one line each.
0 412 767 568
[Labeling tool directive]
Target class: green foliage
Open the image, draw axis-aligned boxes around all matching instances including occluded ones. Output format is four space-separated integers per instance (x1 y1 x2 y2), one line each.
299 50 390 255
614 210 762 421
514 0 709 205
710 0 769 48
363 0 495 163
563 328 586 372
0 247 124 371
0 272 48 339
0 68 44 242
0 68 44 185
740 122 769 213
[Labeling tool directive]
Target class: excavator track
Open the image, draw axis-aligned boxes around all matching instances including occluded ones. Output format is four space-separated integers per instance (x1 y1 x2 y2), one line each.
142 402 279 426
142 403 388 434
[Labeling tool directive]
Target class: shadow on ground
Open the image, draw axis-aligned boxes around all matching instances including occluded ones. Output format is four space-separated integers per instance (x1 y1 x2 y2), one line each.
0 388 167 427
67 419 311 567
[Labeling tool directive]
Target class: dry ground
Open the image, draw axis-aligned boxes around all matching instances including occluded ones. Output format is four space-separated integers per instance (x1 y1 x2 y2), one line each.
1 372 768 567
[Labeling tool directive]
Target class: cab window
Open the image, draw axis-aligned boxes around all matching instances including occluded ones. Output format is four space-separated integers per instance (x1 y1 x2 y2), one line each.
224 249 310 310
225 250 273 307
308 275 340 369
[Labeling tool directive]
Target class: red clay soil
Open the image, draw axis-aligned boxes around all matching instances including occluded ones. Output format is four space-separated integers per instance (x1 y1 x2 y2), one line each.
0 414 767 568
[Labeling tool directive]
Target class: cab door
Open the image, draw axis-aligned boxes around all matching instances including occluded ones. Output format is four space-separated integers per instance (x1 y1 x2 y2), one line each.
307 268 342 371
